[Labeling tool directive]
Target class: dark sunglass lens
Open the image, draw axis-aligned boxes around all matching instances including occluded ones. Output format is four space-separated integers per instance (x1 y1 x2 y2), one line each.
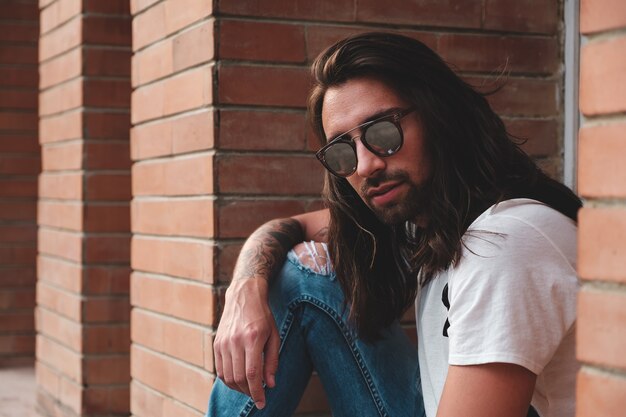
365 121 402 155
324 142 356 176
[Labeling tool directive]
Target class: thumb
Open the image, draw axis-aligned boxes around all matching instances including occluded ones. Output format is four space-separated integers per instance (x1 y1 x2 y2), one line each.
263 326 280 388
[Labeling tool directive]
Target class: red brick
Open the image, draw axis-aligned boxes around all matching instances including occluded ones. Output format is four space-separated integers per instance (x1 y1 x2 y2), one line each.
39 111 83 144
0 224 36 243
0 44 37 65
84 47 132 77
36 307 82 351
84 235 130 263
218 0 355 22
132 0 212 51
131 380 204 417
83 325 130 353
38 227 82 262
578 123 626 198
37 200 82 231
131 65 213 124
217 109 306 151
0 334 35 354
466 76 558 117
217 154 323 195
0 90 38 110
36 334 81 381
0 155 40 175
84 141 131 170
39 78 82 117
83 385 130 414
0 288 35 309
131 272 215 325
84 78 131 109
0 201 37 221
36 362 61 402
131 344 212 412
83 296 130 323
219 20 305 63
357 0 481 28
39 0 81 35
37 255 82 292
82 15 132 46
132 154 213 196
438 34 558 74
580 36 626 116
84 0 130 15
41 140 82 171
84 173 131 201
131 109 216 159
0 311 34 332
39 16 81 61
0 67 37 88
83 266 130 295
0 22 39 42
581 0 626 34
84 355 130 384
578 289 626 370
0 267 35 288
0 178 37 198
217 199 308 239
0 134 39 153
218 64 309 107
131 198 214 238
131 236 215 282
0 111 37 131
39 172 82 200
0 1 38 21
131 36 174 87
215 242 241 283
577 368 626 417
203 331 214 372
84 204 130 232
131 309 204 366
173 19 214 72
130 0 161 15
84 111 131 139
0 245 36 265
578 207 626 283
483 0 558 34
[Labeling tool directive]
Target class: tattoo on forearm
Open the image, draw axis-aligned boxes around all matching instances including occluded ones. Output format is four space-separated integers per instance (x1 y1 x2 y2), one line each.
234 218 304 282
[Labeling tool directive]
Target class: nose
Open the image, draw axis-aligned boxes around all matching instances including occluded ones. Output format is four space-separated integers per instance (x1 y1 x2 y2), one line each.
354 138 386 178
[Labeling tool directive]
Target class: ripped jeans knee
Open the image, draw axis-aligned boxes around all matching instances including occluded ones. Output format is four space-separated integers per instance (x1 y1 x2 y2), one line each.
287 241 335 276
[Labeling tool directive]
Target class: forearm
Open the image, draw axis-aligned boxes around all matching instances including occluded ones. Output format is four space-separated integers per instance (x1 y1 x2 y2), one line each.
232 218 305 283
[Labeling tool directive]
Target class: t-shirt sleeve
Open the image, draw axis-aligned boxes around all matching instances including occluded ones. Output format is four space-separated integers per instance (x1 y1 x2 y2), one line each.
446 211 578 375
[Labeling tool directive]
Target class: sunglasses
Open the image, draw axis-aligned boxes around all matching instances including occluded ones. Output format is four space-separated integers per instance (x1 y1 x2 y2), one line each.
316 108 415 177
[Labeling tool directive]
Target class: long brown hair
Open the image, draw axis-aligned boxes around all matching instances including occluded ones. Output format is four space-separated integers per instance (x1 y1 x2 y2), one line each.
308 32 581 340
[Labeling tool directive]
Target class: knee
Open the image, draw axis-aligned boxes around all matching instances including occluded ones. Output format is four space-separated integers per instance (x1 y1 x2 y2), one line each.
289 241 334 276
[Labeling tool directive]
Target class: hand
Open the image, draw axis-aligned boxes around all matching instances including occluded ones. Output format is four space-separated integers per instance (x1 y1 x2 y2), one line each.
213 277 280 410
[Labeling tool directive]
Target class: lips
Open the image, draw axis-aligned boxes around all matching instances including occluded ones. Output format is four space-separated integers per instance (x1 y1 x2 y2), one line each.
366 181 403 203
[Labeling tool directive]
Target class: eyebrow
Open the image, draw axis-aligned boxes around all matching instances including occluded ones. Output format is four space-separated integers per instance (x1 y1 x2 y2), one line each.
326 107 404 143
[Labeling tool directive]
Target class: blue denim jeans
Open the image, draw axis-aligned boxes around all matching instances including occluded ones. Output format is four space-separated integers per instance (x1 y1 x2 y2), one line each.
207 251 425 417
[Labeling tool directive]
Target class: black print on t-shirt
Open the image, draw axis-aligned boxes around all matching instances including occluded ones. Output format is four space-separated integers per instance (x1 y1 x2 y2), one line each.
442 283 450 337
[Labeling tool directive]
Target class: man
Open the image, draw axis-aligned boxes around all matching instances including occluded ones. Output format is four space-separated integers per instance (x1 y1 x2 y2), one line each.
207 33 580 417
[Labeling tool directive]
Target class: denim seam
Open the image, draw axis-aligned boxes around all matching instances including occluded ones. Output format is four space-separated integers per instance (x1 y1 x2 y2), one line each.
286 295 389 417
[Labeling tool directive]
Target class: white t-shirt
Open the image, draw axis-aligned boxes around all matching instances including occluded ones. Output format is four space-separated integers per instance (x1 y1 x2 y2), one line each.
416 199 578 417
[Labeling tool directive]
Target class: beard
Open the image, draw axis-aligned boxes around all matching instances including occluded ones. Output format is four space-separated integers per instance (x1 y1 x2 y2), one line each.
360 170 431 225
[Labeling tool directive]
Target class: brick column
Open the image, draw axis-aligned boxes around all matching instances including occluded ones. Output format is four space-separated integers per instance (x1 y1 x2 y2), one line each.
130 1 565 416
0 0 39 367
577 1 626 415
36 0 132 415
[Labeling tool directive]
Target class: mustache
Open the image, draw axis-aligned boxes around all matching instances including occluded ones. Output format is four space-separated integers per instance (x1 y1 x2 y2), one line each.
360 171 411 195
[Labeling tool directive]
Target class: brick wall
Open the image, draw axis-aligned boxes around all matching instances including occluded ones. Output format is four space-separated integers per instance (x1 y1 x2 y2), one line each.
577 0 626 416
0 0 39 366
36 0 132 415
130 1 565 416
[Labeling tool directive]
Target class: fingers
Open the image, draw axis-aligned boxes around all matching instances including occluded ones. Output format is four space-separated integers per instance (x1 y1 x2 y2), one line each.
245 330 267 409
263 326 280 389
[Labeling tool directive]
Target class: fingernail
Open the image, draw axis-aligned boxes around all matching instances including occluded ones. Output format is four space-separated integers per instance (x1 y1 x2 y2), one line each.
255 401 265 409
268 375 275 387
